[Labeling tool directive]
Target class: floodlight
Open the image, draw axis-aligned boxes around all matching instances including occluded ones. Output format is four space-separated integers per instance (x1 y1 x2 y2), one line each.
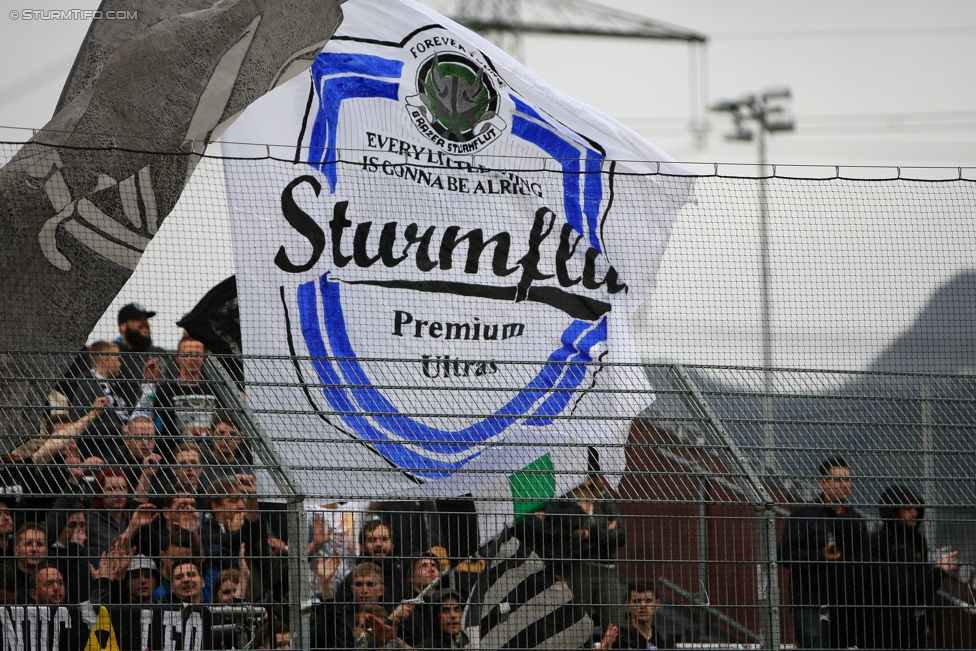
710 100 738 113
725 127 754 142
761 87 792 101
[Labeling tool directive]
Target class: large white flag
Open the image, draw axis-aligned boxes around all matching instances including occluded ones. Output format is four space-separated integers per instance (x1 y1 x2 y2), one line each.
221 0 693 507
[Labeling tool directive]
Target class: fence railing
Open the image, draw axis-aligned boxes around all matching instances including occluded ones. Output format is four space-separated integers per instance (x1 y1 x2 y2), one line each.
0 351 974 649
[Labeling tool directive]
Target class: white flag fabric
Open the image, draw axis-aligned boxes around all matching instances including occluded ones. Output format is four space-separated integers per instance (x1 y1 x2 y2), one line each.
221 0 694 502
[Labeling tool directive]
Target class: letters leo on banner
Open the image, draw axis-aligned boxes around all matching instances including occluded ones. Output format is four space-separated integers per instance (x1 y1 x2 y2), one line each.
222 0 694 499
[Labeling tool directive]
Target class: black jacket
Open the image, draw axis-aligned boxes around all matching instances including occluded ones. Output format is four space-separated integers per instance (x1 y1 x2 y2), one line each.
421 627 468 649
610 624 675 649
68 369 130 459
520 501 627 574
88 577 158 605
862 485 944 650
868 521 943 649
309 598 356 650
777 497 866 607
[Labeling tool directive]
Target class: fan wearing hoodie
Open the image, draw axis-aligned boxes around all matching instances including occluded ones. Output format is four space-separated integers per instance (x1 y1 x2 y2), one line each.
868 485 957 649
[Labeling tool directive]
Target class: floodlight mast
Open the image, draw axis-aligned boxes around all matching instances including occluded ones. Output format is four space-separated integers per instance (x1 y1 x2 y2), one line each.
711 89 796 471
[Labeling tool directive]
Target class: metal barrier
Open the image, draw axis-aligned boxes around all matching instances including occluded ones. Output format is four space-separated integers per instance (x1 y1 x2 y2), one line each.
0 351 974 650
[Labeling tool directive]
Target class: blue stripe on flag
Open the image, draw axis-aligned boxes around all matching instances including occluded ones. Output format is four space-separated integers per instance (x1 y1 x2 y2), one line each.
510 95 605 253
308 53 403 193
314 52 404 78
295 275 606 478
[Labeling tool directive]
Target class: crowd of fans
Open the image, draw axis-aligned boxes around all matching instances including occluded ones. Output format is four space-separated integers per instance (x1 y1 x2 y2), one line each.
2 303 964 650
0 303 664 650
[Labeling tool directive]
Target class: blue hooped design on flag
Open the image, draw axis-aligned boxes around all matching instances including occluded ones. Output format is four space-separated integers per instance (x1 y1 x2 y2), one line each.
296 274 607 479
510 95 605 253
305 51 607 254
308 53 404 192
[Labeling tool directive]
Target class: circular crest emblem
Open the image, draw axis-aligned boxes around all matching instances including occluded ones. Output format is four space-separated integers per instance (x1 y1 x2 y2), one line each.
406 52 506 153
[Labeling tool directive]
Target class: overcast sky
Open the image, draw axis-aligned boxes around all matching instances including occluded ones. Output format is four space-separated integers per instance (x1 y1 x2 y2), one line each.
2 0 972 166
0 1 973 370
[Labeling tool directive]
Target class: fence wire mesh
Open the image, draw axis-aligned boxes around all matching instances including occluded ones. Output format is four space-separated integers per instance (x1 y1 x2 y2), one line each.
0 141 974 650
0 352 973 650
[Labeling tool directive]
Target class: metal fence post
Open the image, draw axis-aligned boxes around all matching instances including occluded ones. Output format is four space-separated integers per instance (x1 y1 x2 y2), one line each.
668 365 781 649
757 508 781 650
203 357 311 651
286 499 312 651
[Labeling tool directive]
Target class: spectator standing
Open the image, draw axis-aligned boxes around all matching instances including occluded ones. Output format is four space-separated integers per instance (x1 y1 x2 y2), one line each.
164 560 205 604
525 478 628 629
7 522 47 602
153 527 216 602
86 469 159 558
392 553 447 646
0 394 108 524
201 476 284 597
110 416 165 501
868 485 957 650
157 442 208 506
148 336 219 443
56 442 105 499
778 456 866 649
212 564 250 603
47 500 95 603
421 589 468 649
89 548 161 605
28 564 66 605
160 493 201 537
311 561 389 649
115 303 169 405
604 582 675 649
338 518 403 604
70 342 131 458
200 414 253 487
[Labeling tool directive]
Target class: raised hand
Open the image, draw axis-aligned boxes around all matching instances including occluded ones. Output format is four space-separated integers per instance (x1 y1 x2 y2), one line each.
90 539 136 582
129 503 159 530
391 604 414 624
307 512 334 555
268 538 288 556
141 358 164 381
937 550 959 573
363 613 397 647
598 624 619 649
235 543 251 599
140 453 164 473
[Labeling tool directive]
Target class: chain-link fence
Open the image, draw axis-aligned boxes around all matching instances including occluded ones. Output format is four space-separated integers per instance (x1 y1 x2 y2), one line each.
0 351 973 650
1 135 975 649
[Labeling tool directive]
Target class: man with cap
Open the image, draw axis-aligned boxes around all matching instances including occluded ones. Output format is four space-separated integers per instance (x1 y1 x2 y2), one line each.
117 302 165 356
89 546 162 604
116 302 170 409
